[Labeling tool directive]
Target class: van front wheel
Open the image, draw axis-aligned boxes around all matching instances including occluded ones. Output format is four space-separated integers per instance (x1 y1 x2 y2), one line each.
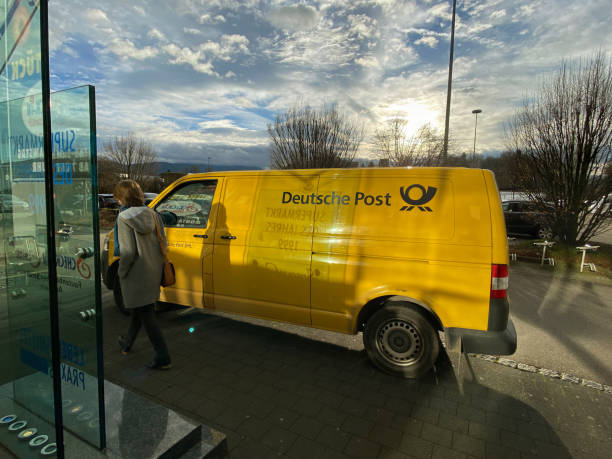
363 304 439 378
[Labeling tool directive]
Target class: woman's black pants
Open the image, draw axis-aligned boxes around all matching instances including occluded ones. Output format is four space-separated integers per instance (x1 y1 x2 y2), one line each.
126 304 170 363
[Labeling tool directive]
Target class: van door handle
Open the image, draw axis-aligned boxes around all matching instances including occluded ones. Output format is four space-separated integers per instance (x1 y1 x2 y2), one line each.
220 235 236 240
193 234 208 238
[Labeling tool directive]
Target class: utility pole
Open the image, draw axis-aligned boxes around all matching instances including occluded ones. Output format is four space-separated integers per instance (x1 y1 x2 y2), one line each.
472 109 482 165
442 0 457 163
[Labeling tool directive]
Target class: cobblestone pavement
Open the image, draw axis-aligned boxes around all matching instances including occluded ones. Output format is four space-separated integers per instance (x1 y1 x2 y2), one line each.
102 291 612 459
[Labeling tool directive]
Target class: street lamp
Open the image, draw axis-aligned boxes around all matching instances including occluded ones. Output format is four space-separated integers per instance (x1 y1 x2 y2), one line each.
472 109 482 162
442 0 457 162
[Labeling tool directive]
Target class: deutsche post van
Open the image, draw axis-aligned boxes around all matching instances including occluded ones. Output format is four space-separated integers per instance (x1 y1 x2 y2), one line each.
102 168 517 378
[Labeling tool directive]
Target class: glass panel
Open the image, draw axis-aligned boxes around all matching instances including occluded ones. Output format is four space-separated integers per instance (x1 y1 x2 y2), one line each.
0 0 59 457
51 85 104 450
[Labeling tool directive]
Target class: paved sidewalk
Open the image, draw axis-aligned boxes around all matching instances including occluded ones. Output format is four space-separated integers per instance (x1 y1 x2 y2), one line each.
102 291 612 459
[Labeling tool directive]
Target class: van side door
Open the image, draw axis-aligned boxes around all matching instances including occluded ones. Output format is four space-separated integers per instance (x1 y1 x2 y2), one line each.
212 174 316 325
154 178 221 308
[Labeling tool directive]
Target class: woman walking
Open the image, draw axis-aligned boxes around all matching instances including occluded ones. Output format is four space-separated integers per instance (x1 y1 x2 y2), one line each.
113 179 172 370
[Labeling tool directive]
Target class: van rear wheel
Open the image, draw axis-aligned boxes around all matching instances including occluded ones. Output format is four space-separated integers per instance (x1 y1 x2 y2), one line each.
363 304 439 379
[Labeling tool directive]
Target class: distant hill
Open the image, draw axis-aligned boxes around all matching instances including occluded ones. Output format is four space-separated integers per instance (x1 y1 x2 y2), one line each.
156 161 263 174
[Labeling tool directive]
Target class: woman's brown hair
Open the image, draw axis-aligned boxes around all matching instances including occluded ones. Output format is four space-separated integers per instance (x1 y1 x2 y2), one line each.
113 180 144 207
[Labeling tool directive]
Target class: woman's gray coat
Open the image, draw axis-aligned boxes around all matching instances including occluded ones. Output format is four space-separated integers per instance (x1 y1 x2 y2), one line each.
117 207 167 309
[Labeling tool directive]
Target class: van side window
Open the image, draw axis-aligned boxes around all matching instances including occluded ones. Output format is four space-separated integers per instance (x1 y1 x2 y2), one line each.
155 180 217 228
508 202 520 212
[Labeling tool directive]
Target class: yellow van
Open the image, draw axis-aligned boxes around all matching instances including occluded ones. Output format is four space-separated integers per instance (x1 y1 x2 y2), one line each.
102 168 516 378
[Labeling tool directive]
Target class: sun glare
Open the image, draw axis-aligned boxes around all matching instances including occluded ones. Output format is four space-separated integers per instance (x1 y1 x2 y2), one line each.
382 101 439 138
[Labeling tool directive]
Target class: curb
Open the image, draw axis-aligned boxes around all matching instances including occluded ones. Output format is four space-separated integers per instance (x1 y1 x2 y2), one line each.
469 353 612 395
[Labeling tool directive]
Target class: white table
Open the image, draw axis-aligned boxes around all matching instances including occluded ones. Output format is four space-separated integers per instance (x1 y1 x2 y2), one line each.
508 237 517 261
533 241 555 266
576 244 599 272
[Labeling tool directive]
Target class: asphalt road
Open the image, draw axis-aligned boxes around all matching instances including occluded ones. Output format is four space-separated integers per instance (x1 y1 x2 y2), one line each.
509 262 612 385
591 221 612 245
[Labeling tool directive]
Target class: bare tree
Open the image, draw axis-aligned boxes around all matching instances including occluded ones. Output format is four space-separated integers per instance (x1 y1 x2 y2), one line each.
479 151 527 191
97 157 122 193
102 133 158 188
372 119 446 166
268 103 364 169
506 52 612 244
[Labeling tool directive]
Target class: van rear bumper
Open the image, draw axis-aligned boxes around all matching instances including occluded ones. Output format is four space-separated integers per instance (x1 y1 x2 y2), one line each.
445 318 517 356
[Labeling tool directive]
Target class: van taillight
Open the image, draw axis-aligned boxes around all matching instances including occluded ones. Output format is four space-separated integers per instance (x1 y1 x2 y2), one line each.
491 264 508 299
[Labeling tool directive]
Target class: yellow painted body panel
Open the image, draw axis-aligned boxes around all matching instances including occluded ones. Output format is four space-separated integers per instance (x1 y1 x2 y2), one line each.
212 173 317 325
105 167 506 335
483 170 509 264
311 169 492 333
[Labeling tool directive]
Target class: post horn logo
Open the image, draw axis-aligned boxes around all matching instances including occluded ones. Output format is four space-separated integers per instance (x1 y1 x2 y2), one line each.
399 184 437 211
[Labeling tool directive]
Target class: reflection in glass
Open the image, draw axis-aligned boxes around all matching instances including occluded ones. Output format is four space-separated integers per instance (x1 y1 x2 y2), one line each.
1 2 105 455
0 0 59 456
51 85 105 450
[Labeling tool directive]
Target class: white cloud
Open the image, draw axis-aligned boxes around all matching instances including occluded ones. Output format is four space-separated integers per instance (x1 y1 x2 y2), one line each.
264 19 360 70
107 38 159 61
200 34 250 61
199 14 227 24
355 55 379 69
490 10 506 20
513 4 537 20
383 38 418 69
148 28 166 41
159 34 249 76
199 119 249 130
467 0 504 17
425 2 449 22
347 14 379 39
415 36 438 48
268 4 319 31
184 27 203 36
162 43 218 76
84 8 110 24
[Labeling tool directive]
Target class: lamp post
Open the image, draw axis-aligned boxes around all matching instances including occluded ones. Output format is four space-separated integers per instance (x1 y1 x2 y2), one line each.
442 0 457 163
471 109 482 163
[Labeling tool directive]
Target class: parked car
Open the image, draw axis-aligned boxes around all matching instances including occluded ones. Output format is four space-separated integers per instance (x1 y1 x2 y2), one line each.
143 192 158 206
588 193 612 216
502 200 553 239
98 194 120 210
0 194 32 213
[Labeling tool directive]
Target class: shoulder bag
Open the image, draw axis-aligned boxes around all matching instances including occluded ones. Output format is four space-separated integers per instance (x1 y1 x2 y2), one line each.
151 210 176 287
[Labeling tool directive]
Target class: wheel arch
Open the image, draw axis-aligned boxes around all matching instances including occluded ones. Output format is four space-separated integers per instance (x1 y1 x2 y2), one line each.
355 295 444 334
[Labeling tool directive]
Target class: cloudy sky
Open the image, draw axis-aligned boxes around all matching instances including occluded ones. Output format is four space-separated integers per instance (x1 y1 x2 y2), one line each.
48 0 612 168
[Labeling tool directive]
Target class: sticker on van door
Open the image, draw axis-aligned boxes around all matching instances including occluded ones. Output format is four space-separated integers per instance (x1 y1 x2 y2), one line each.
399 185 437 212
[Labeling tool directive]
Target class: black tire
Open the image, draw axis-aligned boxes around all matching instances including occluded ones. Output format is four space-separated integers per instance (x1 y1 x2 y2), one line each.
363 303 439 379
113 277 130 316
536 226 553 240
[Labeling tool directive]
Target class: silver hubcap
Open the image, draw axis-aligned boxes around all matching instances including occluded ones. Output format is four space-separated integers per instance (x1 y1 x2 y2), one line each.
538 227 552 239
376 319 424 366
